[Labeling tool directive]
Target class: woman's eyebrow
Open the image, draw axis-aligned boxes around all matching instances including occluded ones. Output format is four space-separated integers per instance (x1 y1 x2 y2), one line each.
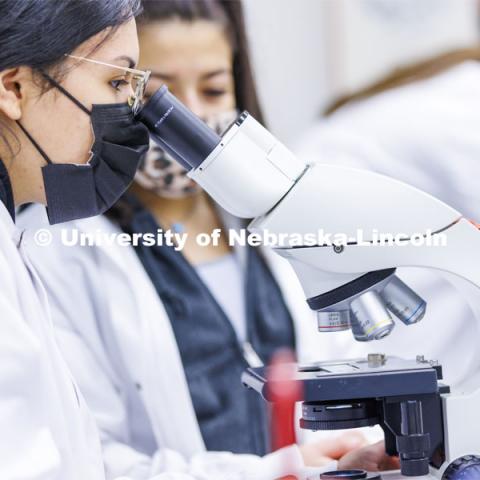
113 55 137 69
148 69 231 81
149 71 175 81
201 69 231 80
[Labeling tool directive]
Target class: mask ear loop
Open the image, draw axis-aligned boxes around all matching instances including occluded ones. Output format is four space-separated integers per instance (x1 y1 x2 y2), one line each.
38 71 91 116
16 121 52 164
16 71 91 164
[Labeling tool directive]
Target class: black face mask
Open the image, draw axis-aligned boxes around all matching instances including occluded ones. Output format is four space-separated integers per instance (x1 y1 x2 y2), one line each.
17 73 150 225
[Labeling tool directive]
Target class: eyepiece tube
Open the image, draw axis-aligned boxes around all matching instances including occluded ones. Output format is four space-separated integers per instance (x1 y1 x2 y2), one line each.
137 85 221 170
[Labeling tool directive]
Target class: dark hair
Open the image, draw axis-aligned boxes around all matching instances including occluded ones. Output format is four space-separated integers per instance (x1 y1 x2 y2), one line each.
324 47 480 116
0 0 142 154
1 0 142 74
138 0 265 123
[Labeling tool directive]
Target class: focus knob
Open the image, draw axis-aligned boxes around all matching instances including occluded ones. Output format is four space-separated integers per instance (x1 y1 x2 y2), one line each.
443 456 480 479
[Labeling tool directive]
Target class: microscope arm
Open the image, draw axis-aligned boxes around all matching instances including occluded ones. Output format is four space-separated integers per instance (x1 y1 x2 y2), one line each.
247 162 479 294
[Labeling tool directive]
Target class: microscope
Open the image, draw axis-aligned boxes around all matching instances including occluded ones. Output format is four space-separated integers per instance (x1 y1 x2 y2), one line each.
137 86 480 480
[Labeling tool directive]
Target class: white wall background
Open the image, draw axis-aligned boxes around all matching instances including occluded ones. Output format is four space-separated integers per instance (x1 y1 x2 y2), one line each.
243 0 480 146
242 0 329 147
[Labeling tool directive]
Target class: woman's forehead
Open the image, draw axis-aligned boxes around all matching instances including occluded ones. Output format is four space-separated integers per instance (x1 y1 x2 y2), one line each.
77 18 140 69
138 19 232 71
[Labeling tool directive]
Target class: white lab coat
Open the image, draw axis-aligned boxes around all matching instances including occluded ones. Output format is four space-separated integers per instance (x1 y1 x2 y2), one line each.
18 204 333 480
0 202 105 480
0 195 320 480
293 60 480 385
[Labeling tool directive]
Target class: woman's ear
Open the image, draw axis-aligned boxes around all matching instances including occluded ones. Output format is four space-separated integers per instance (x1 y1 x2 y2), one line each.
0 67 24 120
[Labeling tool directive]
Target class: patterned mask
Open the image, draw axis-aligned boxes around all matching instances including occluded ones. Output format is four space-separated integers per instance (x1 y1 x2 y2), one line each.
134 109 238 198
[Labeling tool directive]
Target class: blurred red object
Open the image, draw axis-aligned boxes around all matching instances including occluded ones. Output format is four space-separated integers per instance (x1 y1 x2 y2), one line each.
268 349 304 479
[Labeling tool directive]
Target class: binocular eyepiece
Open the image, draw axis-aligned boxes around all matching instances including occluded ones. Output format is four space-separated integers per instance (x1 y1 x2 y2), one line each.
135 85 307 220
136 85 223 171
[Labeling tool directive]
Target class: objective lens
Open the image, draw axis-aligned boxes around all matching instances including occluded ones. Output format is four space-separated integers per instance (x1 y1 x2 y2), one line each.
350 290 395 341
317 310 351 332
380 275 426 325
350 313 369 342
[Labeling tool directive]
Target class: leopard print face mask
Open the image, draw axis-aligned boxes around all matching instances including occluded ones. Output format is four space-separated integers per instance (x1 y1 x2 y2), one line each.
134 109 238 198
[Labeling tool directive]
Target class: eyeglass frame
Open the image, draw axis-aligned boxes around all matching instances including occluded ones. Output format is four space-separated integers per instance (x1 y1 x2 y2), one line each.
65 54 151 115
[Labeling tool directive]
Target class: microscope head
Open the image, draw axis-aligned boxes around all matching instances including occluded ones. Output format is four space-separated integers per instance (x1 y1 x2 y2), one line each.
137 85 477 345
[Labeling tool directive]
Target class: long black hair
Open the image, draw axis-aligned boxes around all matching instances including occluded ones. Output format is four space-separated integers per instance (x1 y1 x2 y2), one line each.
0 0 142 152
0 0 142 74
138 0 264 123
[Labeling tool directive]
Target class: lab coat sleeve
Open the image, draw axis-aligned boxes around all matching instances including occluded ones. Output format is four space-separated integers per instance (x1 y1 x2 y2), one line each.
0 249 62 479
53 297 333 478
53 323 160 479
24 237 162 480
144 444 335 480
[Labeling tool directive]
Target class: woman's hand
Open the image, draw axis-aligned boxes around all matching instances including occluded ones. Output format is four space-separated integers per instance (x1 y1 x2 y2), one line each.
337 440 400 472
299 431 369 467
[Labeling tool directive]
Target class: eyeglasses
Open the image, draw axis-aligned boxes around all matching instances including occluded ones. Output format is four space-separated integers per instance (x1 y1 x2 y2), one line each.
66 54 151 115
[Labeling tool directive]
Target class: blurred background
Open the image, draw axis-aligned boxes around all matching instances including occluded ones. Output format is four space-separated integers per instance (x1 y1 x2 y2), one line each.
243 0 479 146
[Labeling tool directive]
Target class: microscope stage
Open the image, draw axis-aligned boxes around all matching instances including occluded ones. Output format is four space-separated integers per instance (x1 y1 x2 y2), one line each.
242 355 446 403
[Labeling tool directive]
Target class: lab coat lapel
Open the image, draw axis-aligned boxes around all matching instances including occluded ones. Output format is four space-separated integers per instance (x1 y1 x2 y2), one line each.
0 201 16 238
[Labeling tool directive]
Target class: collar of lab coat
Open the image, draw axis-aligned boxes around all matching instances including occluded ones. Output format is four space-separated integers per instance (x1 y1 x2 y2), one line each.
0 201 20 244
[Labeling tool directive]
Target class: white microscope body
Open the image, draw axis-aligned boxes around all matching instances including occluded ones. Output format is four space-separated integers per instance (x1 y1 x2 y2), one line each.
186 114 480 480
138 87 480 479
